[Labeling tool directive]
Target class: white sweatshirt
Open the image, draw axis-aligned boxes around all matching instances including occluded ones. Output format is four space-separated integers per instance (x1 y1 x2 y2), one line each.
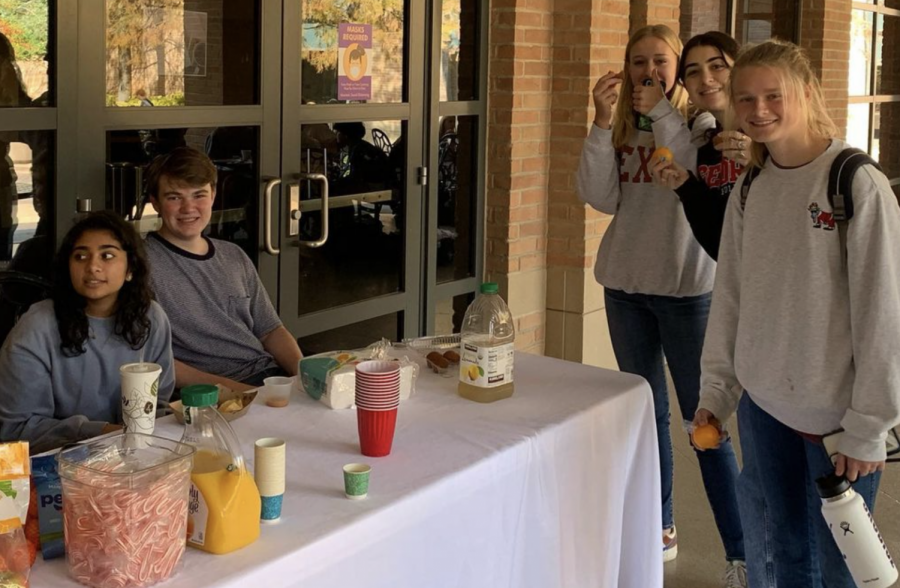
698 140 900 461
576 100 716 296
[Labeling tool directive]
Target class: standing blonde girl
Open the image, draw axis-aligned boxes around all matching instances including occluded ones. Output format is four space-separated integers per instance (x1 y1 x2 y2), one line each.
695 40 900 587
577 25 745 583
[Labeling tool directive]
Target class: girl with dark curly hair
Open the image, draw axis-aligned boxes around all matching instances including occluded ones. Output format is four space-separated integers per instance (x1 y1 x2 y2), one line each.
0 211 175 453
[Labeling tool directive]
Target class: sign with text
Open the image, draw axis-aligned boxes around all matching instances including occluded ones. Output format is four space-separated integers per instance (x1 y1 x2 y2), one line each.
337 23 373 101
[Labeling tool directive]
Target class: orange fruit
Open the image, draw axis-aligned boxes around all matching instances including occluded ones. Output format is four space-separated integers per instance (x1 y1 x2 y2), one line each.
692 423 721 450
652 146 674 163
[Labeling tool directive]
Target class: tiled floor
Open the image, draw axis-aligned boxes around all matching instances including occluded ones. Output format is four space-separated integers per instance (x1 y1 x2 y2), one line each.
663 384 900 587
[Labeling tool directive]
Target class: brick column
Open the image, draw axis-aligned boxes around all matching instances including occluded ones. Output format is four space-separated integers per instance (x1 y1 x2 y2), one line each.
877 14 899 192
680 0 726 41
487 0 678 364
629 0 680 34
487 0 551 354
800 0 852 136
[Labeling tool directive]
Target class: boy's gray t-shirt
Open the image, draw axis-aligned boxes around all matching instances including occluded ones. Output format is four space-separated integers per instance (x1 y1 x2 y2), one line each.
146 232 282 382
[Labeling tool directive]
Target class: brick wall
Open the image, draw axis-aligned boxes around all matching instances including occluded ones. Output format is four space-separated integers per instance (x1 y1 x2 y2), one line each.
486 0 553 354
880 15 900 195
631 0 681 34
487 0 678 359
680 0 727 41
799 0 851 137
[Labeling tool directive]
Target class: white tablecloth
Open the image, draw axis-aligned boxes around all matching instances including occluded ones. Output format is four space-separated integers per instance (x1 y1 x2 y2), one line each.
31 353 661 588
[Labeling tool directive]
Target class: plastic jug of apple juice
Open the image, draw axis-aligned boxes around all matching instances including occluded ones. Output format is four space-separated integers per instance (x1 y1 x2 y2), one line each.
180 385 261 554
458 282 516 403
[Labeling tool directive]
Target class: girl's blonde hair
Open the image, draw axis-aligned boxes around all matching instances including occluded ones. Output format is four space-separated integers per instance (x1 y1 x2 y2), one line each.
612 25 690 149
729 40 838 168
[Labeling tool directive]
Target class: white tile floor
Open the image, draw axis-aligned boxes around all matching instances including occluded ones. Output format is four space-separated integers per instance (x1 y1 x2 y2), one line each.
663 384 900 587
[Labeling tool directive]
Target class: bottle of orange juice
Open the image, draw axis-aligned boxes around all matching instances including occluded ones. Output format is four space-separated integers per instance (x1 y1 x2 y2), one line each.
180 385 260 554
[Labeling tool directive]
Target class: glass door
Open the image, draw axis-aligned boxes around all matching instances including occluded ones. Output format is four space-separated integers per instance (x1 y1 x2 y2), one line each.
0 0 65 345
424 0 486 336
277 0 428 354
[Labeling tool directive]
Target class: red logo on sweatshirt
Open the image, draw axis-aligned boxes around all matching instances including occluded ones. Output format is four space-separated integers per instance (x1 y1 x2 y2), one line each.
808 202 836 230
618 145 654 184
698 159 742 189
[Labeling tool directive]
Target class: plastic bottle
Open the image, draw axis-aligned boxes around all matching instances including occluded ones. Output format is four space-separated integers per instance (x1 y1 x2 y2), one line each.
180 385 261 554
816 474 898 588
458 282 515 403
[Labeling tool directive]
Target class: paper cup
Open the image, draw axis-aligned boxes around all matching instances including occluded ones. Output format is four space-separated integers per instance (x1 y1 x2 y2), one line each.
262 377 293 408
120 363 161 435
343 463 371 500
357 407 398 457
254 438 286 498
260 495 283 523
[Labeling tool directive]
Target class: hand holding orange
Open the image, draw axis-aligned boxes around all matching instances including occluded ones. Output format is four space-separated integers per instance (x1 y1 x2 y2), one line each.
652 146 674 164
692 421 723 450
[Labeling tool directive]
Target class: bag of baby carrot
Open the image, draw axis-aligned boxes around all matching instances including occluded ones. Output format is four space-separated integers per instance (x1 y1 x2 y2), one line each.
0 442 32 586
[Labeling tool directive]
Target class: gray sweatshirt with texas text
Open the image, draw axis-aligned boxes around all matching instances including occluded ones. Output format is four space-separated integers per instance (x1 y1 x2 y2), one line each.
576 100 716 297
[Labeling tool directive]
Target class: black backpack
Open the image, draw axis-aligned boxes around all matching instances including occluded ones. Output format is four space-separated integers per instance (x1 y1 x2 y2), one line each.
739 148 883 265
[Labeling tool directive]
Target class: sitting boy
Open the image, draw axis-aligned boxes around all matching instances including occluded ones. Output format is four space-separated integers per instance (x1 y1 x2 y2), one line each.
144 146 302 392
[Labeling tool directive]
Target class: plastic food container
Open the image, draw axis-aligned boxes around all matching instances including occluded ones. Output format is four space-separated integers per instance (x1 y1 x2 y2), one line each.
170 386 257 424
58 434 195 588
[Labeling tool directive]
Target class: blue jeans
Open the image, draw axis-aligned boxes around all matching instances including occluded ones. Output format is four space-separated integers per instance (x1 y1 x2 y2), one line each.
604 288 745 561
737 393 882 587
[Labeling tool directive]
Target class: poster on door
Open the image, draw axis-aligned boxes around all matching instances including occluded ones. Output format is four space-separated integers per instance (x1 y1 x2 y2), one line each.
337 23 373 101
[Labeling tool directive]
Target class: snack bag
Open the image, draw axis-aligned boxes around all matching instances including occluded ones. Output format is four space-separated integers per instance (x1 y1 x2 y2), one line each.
0 500 30 587
0 443 29 525
30 454 64 560
0 442 31 586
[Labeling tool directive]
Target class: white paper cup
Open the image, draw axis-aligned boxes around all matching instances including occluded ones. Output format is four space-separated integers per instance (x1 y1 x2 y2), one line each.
120 363 161 435
254 437 286 497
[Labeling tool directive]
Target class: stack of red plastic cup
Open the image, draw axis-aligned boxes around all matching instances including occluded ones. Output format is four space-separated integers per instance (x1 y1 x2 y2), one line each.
355 360 400 457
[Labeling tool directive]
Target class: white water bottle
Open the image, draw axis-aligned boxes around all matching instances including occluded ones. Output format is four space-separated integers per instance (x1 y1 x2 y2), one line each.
817 474 898 588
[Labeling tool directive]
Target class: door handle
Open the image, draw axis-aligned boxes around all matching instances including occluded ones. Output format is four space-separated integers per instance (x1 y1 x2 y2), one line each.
263 176 281 255
295 173 329 248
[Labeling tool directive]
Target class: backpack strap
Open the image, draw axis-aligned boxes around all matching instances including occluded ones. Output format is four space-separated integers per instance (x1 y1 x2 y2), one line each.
739 165 763 212
828 148 882 267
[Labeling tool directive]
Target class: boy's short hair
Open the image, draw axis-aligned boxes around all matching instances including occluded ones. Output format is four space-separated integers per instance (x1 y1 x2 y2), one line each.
145 146 217 199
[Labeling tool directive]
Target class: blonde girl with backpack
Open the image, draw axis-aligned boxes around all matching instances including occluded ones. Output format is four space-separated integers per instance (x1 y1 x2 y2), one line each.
576 24 746 584
694 40 900 587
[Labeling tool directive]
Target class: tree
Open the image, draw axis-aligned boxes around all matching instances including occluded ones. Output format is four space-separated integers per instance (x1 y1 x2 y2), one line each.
106 0 183 101
0 0 49 61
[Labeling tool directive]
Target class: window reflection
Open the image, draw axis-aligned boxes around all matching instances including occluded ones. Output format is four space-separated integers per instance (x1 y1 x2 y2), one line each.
734 0 797 44
297 121 405 314
106 0 260 107
440 0 478 101
301 0 405 104
437 116 475 284
876 102 900 188
0 134 54 272
849 10 874 96
435 293 472 335
0 2 52 106
106 126 260 261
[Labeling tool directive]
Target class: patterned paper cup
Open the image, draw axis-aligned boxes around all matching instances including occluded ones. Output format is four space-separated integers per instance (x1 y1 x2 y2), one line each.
343 463 371 500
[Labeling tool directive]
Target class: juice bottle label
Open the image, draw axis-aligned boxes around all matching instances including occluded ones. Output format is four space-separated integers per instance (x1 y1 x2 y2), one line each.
187 481 208 547
460 342 514 388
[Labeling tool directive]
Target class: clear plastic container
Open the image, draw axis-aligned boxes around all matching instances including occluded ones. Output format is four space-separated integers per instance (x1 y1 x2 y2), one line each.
458 282 516 403
57 434 195 588
180 385 261 555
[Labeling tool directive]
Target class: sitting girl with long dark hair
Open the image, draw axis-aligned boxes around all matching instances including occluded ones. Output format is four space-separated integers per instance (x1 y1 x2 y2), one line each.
0 211 174 453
